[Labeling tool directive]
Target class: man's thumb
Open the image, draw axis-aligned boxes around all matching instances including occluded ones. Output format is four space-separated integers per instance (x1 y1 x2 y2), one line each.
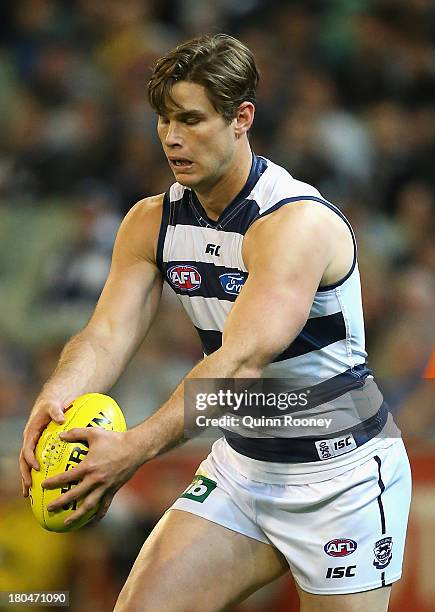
52 410 65 424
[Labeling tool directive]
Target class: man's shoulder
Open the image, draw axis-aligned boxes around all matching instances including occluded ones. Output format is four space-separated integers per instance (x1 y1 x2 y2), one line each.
131 193 165 214
124 194 165 229
112 194 167 265
251 156 324 214
119 194 165 250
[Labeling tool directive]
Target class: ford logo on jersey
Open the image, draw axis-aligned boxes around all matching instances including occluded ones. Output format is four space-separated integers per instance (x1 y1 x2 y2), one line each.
167 265 202 291
219 273 246 295
324 539 357 557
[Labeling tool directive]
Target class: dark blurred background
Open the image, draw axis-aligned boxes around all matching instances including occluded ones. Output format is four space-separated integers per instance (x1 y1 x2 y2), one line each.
0 1 434 610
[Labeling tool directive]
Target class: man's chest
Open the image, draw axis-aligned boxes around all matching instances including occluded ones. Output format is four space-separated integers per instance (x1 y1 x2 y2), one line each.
163 224 248 302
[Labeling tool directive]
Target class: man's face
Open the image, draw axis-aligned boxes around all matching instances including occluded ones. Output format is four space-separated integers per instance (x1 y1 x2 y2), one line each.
157 81 237 192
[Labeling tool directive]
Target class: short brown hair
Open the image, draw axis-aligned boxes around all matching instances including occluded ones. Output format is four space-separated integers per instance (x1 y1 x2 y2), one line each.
147 34 259 123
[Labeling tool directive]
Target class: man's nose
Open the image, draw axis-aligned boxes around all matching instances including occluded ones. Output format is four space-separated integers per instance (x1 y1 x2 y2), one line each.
165 122 182 146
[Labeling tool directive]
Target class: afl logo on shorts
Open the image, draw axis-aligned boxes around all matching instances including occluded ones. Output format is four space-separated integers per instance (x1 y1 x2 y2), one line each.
324 538 357 557
167 265 202 291
219 273 245 295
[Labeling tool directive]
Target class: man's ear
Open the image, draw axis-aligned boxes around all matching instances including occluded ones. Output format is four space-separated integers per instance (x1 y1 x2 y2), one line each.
234 102 255 137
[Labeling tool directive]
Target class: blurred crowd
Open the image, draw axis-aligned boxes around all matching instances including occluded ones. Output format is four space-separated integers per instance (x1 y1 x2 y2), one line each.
0 1 434 609
0 0 433 423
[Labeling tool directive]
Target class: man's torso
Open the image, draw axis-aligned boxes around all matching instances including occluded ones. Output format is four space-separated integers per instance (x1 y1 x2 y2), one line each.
155 154 386 458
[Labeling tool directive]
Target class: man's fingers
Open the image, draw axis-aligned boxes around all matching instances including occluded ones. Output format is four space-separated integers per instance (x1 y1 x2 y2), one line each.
19 439 39 483
22 426 93 481
50 410 66 424
36 398 67 424
19 452 33 496
42 464 87 490
23 409 52 439
19 450 31 480
22 477 29 498
21 441 40 471
47 479 99 512
22 416 52 470
63 487 106 527
59 428 94 443
20 398 71 498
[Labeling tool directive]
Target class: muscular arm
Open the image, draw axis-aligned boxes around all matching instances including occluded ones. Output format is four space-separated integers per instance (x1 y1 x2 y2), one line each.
20 195 164 494
127 201 335 463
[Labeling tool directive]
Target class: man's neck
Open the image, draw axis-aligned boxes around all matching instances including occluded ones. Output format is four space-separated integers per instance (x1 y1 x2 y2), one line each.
194 142 253 221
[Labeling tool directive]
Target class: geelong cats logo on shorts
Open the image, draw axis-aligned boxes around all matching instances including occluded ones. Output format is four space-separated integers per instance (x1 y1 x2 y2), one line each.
167 265 202 291
373 537 393 569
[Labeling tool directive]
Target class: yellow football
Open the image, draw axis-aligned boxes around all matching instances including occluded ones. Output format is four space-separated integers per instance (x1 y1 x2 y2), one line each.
29 393 126 532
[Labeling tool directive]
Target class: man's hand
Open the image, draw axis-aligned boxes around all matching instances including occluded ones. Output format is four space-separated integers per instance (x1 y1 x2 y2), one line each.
41 427 141 528
20 396 67 498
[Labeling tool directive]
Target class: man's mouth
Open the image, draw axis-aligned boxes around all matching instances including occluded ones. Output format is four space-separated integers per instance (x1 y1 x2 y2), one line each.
169 158 194 169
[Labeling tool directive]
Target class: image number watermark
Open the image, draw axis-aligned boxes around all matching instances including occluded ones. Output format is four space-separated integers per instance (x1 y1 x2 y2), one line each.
0 592 69 607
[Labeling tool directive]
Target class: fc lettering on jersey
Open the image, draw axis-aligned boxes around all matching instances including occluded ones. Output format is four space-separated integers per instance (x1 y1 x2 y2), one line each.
205 244 221 256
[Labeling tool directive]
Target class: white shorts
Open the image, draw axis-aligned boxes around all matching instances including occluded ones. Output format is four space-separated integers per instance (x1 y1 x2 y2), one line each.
170 435 412 595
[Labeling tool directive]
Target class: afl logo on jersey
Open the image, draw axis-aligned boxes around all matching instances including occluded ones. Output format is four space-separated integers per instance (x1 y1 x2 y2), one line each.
167 265 202 291
219 273 245 296
324 539 357 557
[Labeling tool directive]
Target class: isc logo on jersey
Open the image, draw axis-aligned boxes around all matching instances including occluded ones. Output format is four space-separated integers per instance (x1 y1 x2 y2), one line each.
219 273 245 295
167 265 202 291
324 538 357 557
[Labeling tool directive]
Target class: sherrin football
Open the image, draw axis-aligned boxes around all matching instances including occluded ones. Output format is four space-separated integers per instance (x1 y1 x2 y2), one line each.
29 393 126 532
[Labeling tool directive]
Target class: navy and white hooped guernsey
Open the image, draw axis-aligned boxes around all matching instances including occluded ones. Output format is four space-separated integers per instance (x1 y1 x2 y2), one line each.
156 154 387 461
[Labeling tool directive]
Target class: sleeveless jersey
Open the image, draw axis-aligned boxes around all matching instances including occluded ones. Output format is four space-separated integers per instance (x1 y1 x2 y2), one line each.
156 154 384 456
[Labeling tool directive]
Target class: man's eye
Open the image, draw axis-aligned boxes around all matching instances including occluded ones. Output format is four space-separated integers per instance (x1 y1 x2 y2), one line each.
184 118 200 125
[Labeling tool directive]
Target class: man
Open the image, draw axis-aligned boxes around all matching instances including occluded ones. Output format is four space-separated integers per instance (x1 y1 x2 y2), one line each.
20 34 411 611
